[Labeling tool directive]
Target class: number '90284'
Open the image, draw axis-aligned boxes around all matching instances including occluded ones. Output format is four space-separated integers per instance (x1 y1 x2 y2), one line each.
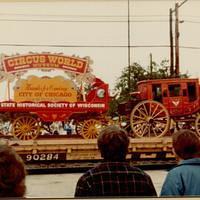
26 153 59 161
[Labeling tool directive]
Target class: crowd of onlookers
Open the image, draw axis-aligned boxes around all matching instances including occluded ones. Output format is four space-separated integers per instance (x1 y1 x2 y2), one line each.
0 125 200 198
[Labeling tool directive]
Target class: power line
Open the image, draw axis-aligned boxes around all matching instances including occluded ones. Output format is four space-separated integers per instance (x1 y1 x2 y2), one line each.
0 18 200 23
0 13 169 18
171 0 189 13
2 12 200 19
184 20 200 23
0 43 162 47
0 12 199 23
181 15 200 18
0 43 199 49
181 45 200 49
0 18 170 23
178 0 189 8
0 18 199 23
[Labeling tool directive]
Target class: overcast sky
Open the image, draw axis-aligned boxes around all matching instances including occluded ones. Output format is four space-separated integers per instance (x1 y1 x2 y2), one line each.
0 0 199 92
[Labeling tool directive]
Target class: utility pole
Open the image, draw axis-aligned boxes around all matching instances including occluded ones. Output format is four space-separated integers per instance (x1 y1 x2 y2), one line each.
169 8 174 77
127 0 131 93
175 3 180 77
150 53 153 78
170 0 188 77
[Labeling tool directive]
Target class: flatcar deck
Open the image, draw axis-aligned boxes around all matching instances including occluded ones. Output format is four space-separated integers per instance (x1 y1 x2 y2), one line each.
0 136 175 170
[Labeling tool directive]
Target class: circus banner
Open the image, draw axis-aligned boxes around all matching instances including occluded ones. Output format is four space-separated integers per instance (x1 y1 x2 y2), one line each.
2 53 88 74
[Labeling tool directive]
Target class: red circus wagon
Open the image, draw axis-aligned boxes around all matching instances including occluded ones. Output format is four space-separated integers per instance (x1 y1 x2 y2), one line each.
0 53 110 140
118 77 200 138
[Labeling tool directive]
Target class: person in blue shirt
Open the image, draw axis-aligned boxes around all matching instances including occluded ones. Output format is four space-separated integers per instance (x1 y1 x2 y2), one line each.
160 129 200 196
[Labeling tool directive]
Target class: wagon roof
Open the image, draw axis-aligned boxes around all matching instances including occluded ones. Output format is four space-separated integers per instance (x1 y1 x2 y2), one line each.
137 78 199 86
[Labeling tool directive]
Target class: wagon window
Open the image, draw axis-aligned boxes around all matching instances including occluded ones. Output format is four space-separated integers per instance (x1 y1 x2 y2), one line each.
168 84 180 97
152 84 162 102
187 83 197 101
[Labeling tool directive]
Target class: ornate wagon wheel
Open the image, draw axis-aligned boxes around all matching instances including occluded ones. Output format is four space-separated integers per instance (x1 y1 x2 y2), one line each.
78 119 103 139
130 100 170 138
195 114 200 137
12 115 40 140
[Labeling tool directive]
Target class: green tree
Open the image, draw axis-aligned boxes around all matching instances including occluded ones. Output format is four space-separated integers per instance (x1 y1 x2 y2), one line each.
115 62 149 102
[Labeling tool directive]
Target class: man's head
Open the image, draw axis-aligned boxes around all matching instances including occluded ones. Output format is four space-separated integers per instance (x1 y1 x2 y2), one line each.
172 129 200 160
0 144 26 197
97 125 129 161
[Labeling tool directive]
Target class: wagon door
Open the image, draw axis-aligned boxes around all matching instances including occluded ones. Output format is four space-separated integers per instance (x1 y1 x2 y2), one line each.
183 82 199 115
163 84 183 116
152 84 162 103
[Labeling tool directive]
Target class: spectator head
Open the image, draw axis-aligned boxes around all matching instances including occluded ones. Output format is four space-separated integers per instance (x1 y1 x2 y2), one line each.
0 144 26 197
172 129 200 160
97 125 129 161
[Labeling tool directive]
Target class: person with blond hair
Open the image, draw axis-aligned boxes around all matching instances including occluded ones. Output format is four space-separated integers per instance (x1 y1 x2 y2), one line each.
0 144 26 197
75 125 157 197
161 129 200 196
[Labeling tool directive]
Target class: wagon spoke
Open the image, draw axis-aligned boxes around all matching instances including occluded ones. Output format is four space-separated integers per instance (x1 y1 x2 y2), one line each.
152 108 165 118
149 102 152 116
153 126 164 136
132 115 145 120
142 125 149 137
152 127 158 137
136 108 147 118
132 120 145 125
142 104 148 115
133 125 143 134
151 104 159 117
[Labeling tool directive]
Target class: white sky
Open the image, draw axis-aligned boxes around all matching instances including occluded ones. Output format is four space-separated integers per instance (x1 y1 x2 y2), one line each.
0 0 199 91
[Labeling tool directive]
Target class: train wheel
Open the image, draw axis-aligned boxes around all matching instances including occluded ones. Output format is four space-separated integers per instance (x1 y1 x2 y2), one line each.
12 115 40 140
195 114 200 136
130 100 170 138
80 119 102 139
